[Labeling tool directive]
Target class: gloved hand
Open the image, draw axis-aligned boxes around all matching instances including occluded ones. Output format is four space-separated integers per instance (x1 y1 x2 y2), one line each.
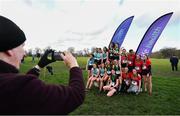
38 49 56 68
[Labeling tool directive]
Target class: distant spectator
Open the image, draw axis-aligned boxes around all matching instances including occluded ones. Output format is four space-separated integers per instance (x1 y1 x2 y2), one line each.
37 52 41 60
170 55 179 71
32 49 36 63
21 55 25 64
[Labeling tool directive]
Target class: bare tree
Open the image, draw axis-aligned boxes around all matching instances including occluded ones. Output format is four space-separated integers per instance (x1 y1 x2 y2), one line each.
27 48 32 56
151 47 180 58
91 47 97 53
67 47 75 53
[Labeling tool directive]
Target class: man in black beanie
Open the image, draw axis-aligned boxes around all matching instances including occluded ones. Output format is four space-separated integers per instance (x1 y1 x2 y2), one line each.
0 16 85 114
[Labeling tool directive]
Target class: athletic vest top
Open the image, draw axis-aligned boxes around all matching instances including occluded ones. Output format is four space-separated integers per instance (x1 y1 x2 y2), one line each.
131 74 141 86
106 65 111 75
114 48 119 54
99 68 105 76
121 54 127 63
134 60 143 72
102 53 107 59
96 53 102 60
109 48 114 56
127 54 135 66
92 68 99 76
93 52 97 60
111 74 118 86
142 59 151 70
122 72 128 80
114 65 120 74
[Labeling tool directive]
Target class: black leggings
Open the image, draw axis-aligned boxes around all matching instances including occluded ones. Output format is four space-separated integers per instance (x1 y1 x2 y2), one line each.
171 64 178 71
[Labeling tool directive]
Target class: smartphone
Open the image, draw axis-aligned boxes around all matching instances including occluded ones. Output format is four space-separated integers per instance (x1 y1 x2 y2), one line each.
54 52 63 61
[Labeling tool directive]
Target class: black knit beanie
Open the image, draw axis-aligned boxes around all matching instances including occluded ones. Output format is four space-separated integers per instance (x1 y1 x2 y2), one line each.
0 15 26 52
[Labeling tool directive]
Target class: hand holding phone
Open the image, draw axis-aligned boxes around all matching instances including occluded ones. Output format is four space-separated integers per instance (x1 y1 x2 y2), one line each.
54 52 64 61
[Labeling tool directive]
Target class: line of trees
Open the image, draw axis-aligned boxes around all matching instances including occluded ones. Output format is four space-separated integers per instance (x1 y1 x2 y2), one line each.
151 47 180 59
25 46 180 59
25 46 91 57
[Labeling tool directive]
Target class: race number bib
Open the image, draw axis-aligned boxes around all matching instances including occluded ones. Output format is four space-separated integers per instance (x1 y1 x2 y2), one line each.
122 60 127 63
142 66 147 70
116 71 120 74
111 82 115 86
128 61 132 65
125 80 130 85
107 71 111 74
94 82 99 87
135 66 140 70
132 81 137 85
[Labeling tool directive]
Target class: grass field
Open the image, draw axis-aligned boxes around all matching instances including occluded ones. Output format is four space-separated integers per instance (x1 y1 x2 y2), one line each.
20 57 180 115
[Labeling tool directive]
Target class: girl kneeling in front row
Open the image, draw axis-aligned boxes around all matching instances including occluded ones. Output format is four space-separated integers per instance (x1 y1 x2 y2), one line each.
103 70 119 97
127 69 141 95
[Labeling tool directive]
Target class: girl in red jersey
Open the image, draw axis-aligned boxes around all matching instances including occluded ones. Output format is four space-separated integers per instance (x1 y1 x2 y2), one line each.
127 69 141 94
127 49 136 72
134 54 143 75
119 67 131 93
103 70 119 97
120 48 128 72
134 54 143 92
142 55 152 95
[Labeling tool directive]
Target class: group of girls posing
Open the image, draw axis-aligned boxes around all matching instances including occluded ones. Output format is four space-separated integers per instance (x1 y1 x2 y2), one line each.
86 43 152 96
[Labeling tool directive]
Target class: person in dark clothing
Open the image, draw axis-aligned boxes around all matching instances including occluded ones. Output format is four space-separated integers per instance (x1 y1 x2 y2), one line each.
0 15 85 114
170 55 179 71
37 52 41 60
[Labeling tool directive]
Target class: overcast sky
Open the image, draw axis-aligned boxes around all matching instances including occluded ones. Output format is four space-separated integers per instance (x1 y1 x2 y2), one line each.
0 0 179 52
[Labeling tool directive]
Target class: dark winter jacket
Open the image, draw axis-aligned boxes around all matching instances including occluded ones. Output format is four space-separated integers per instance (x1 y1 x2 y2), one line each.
0 60 85 114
